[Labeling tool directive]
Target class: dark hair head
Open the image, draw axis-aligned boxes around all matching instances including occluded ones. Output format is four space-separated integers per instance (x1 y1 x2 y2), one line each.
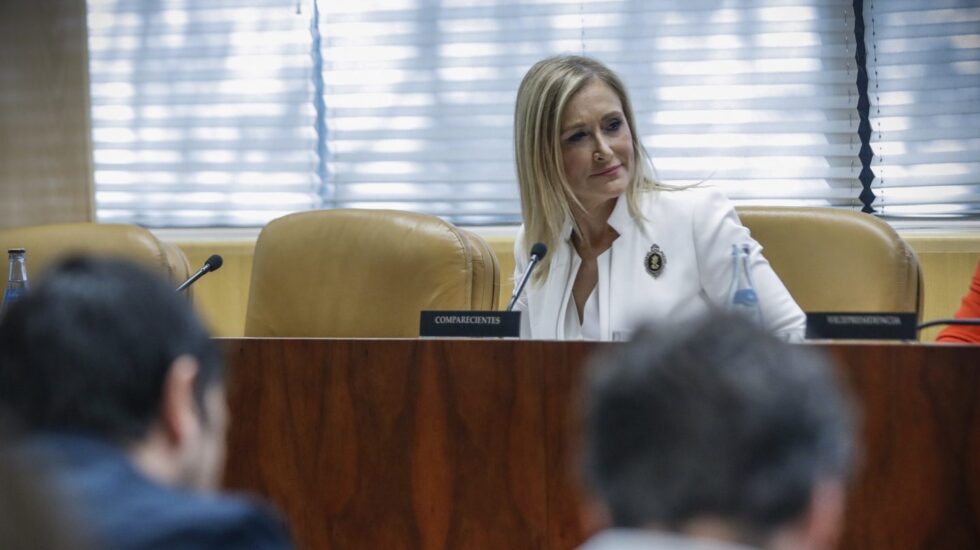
582 313 855 537
0 256 223 443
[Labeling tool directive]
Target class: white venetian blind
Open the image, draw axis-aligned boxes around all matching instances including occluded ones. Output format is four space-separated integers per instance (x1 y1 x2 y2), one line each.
88 0 866 227
864 0 980 221
87 0 319 227
318 0 863 226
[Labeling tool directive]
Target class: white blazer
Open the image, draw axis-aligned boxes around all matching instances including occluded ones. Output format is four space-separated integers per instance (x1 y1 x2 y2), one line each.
513 187 806 341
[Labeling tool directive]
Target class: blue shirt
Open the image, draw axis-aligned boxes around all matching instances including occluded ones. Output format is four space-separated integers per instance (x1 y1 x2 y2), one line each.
19 433 293 550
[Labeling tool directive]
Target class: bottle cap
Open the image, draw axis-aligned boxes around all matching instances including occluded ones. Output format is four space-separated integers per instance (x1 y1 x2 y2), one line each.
8 248 25 254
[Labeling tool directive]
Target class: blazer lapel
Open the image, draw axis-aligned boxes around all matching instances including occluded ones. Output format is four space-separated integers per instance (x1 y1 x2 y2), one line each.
530 221 575 339
605 195 638 338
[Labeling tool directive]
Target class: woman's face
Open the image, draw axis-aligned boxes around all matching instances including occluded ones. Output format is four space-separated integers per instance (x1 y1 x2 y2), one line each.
559 78 635 212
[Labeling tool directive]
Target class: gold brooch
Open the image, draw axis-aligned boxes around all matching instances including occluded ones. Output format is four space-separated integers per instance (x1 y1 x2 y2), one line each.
644 244 666 278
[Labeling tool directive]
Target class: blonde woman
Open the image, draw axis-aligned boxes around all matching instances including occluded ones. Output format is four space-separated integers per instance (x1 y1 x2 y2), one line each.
512 55 806 340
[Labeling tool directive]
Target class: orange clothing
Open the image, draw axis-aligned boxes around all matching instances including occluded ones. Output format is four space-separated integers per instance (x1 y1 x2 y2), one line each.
936 259 980 343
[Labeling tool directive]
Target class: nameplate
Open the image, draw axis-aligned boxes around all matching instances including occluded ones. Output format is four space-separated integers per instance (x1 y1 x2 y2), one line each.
805 312 918 340
419 311 521 338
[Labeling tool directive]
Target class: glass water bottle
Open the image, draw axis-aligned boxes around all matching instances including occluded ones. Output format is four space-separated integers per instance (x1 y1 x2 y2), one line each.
728 244 763 326
0 248 29 317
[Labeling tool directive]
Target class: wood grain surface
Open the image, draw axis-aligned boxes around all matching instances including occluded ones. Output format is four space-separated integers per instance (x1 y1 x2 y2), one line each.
222 339 980 549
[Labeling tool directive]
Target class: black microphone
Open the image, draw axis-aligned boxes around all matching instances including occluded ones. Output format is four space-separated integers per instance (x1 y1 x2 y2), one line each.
175 254 223 293
507 242 547 312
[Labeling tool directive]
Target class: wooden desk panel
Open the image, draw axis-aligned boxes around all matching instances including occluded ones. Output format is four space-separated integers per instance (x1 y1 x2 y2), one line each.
827 345 980 548
222 340 980 549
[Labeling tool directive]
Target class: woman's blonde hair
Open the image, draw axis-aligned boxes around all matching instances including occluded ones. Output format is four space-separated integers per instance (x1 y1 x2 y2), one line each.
514 55 659 277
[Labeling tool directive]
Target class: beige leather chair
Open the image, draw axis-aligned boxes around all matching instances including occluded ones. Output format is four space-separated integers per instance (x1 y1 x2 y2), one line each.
737 207 923 319
245 209 500 337
0 223 192 285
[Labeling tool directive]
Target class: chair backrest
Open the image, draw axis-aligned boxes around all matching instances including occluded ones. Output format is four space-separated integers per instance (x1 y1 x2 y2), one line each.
244 209 500 337
0 223 192 284
736 207 923 318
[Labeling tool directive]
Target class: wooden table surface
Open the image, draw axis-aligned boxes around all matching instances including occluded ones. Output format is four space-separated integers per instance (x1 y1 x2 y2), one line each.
220 339 980 549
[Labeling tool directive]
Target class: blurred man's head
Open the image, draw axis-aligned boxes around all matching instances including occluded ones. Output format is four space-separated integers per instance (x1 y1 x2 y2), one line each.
0 257 227 490
582 314 855 550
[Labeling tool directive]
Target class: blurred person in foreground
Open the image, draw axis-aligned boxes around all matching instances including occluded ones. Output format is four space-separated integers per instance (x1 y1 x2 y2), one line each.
512 55 806 341
580 314 856 550
0 437 86 550
0 257 292 549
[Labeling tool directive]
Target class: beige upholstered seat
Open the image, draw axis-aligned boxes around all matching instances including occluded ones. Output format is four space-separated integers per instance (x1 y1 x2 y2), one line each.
244 209 500 337
0 223 192 285
737 207 923 319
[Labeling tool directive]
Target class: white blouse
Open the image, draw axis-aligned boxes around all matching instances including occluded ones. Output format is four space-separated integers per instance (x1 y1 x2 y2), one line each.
562 250 608 341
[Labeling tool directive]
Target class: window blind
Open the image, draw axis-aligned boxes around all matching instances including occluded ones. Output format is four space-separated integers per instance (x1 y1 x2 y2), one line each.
88 0 318 227
318 0 863 226
89 0 868 227
864 0 980 221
